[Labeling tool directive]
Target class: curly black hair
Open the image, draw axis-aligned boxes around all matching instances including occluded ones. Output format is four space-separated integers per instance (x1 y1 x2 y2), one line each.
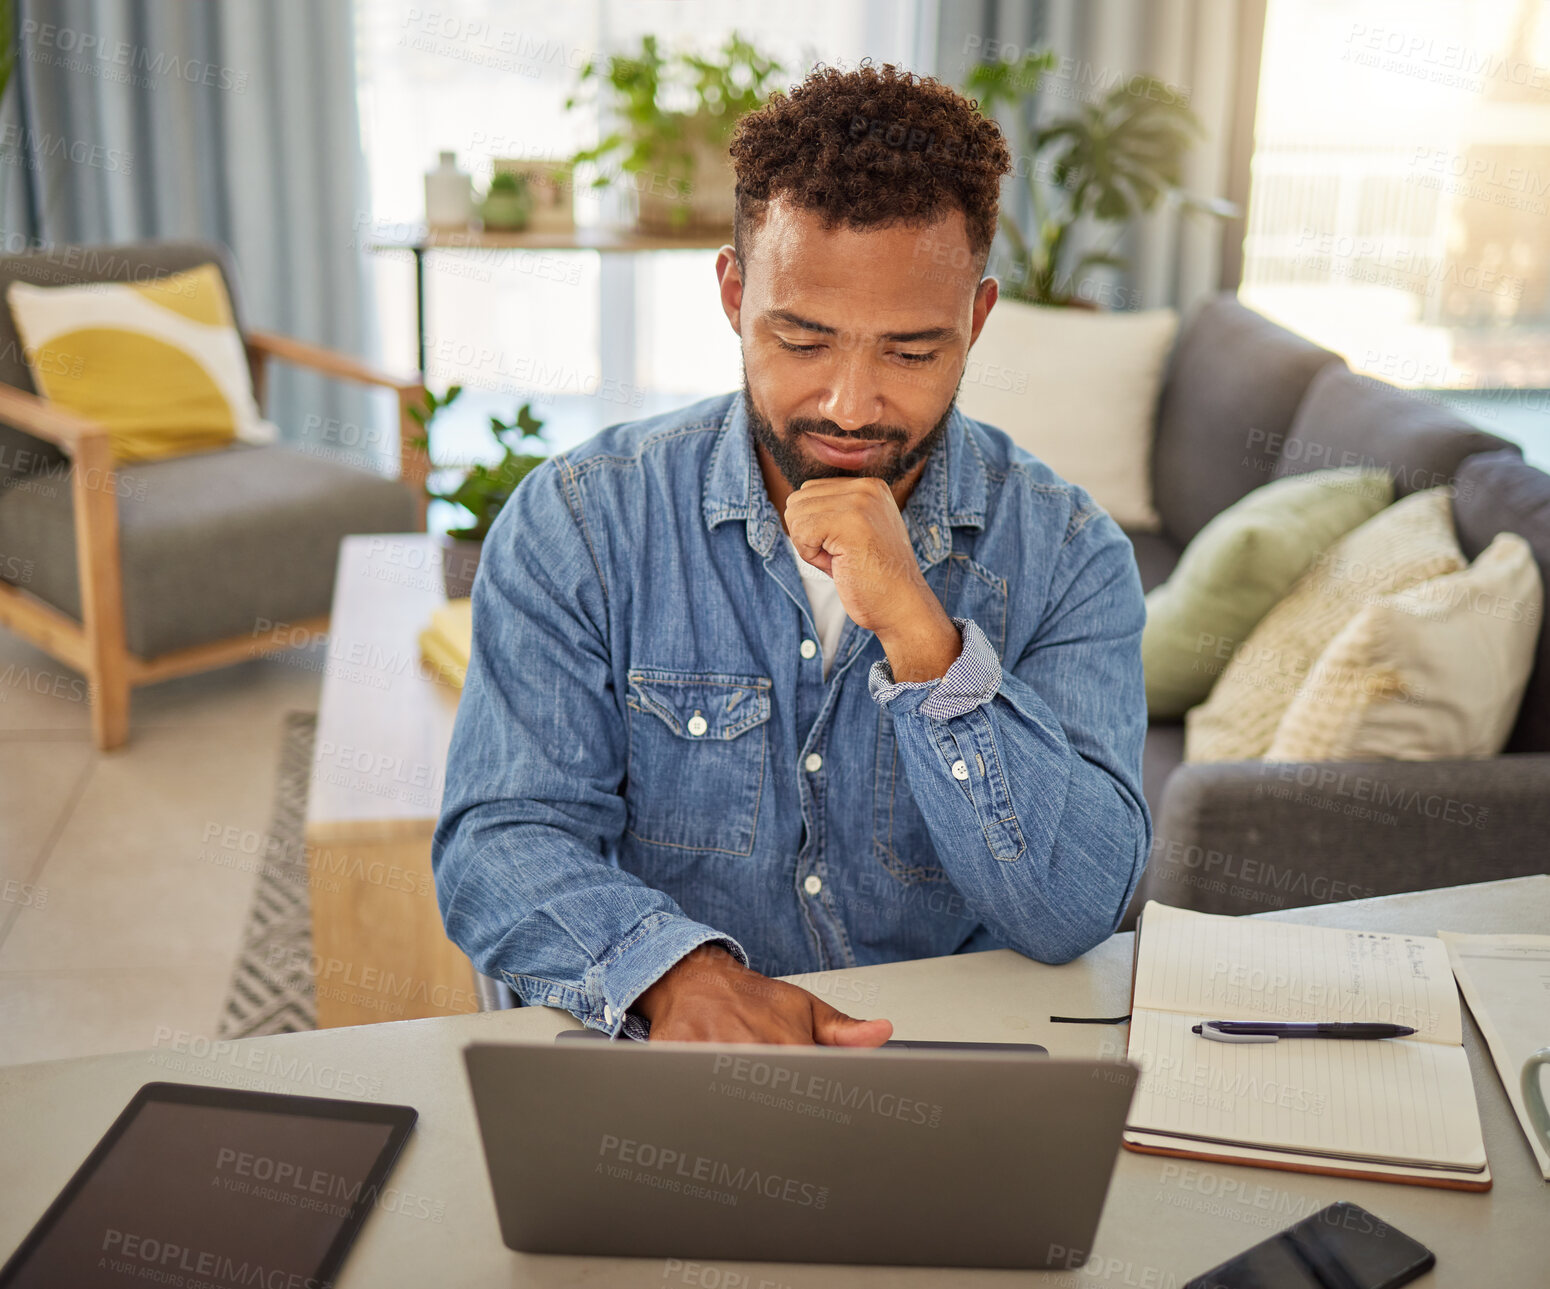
729 61 1012 278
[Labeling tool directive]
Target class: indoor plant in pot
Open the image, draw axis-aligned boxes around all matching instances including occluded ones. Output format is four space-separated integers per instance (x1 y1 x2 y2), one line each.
564 31 787 234
964 51 1237 308
479 169 534 232
408 386 549 599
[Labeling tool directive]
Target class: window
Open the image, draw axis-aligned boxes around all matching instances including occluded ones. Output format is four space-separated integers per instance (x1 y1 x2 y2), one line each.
354 0 926 512
1240 0 1550 462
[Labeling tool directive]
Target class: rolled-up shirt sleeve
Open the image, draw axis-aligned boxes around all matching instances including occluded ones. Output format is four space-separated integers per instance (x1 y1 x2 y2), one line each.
866 509 1151 963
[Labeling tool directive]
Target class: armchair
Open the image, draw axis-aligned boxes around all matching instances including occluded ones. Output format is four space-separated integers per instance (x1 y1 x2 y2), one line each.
0 239 427 750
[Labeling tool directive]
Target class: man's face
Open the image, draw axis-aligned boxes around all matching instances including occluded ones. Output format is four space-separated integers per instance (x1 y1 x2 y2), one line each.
717 198 998 491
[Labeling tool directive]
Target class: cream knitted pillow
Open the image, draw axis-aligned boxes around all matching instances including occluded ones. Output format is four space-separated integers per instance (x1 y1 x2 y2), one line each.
1184 489 1465 762
1265 532 1542 761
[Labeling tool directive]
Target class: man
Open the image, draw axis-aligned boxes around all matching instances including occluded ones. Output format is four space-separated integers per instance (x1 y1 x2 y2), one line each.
432 63 1150 1045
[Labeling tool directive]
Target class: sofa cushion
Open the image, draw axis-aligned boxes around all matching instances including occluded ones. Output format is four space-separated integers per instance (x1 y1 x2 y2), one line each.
1272 365 1520 496
1152 294 1343 547
1185 489 1465 762
0 240 248 492
0 443 415 657
958 302 1179 529
1266 532 1542 762
1453 449 1550 753
1143 468 1393 719
1126 530 1182 594
6 262 275 463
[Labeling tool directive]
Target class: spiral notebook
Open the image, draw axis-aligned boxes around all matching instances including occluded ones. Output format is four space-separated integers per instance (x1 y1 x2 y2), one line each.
1121 901 1491 1191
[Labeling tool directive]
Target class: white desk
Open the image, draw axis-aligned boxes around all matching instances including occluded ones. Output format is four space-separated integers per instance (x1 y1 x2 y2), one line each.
3 877 1546 1285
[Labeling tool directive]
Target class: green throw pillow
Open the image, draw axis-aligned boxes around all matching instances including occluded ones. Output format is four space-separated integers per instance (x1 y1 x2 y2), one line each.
1143 468 1394 718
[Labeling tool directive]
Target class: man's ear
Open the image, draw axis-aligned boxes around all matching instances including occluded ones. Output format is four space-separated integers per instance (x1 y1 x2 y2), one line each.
968 275 999 349
715 246 744 338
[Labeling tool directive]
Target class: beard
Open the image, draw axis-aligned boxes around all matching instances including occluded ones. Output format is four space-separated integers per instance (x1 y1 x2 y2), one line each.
742 368 957 489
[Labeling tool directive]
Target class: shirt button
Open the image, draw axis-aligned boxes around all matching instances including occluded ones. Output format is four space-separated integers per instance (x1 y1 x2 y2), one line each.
686 714 708 736
951 759 970 780
603 1004 614 1025
803 875 823 896
800 638 818 659
804 752 823 773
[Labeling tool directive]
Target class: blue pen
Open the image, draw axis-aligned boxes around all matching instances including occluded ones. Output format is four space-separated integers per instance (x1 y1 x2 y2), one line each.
1192 1021 1416 1044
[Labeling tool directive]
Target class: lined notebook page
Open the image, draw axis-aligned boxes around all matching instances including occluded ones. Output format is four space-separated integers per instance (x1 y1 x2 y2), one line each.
1132 901 1462 1044
1126 1009 1486 1170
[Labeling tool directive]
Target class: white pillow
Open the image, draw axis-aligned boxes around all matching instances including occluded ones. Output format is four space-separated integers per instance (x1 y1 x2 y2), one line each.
1265 532 1543 762
1185 489 1466 763
955 299 1178 530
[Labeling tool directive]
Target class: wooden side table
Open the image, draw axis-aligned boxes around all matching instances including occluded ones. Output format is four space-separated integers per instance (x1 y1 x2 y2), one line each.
305 534 478 1027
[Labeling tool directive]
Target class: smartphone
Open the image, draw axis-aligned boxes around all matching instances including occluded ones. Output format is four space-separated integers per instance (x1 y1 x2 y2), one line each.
1185 1201 1435 1289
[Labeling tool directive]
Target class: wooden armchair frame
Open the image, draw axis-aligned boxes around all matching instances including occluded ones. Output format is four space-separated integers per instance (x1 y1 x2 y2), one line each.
0 331 427 751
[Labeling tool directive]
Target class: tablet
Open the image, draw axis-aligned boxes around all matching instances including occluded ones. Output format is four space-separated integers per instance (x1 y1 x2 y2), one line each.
0 1082 416 1288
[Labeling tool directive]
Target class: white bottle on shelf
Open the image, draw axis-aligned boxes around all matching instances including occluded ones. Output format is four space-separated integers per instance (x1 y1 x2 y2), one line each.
424 151 474 230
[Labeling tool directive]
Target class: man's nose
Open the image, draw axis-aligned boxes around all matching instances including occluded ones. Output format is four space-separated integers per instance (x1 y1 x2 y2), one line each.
818 351 884 434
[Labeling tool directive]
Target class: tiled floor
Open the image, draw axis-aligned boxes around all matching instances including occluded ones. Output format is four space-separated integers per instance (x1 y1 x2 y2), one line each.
0 629 327 1066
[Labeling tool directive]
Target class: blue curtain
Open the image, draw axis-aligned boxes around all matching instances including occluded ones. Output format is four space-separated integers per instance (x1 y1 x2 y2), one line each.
0 0 389 466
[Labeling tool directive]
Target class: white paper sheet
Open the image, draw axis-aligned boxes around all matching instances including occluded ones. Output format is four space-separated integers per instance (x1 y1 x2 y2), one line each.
1441 931 1550 1180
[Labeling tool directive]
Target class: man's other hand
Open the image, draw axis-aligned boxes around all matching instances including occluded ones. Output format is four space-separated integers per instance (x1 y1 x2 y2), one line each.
632 944 893 1045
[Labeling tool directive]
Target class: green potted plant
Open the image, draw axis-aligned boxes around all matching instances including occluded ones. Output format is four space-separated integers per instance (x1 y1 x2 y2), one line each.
564 31 788 234
479 169 534 232
408 387 549 599
965 52 1237 307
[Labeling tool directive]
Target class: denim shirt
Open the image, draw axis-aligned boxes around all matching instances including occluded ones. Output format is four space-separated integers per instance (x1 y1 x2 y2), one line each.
432 388 1151 1037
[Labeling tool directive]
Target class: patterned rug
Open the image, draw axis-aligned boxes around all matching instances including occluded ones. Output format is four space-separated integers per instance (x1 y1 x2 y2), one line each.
216 711 318 1037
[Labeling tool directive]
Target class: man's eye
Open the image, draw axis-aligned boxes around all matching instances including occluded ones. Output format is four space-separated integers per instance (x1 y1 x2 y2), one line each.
896 352 936 364
775 338 824 355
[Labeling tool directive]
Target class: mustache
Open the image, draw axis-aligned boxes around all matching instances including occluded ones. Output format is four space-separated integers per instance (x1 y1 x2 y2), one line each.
787 421 909 445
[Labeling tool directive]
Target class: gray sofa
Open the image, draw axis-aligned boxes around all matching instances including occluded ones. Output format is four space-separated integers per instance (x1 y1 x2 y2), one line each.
1123 295 1550 928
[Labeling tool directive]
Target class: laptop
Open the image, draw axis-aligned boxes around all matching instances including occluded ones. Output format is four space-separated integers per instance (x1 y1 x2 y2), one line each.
463 1039 1138 1269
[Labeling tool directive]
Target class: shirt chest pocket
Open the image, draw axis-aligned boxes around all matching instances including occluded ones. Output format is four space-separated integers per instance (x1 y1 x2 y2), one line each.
624 669 772 856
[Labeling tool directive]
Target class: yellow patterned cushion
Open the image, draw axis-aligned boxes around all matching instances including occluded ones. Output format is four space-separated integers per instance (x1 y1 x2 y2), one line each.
5 262 276 463
1184 489 1465 762
1265 532 1542 761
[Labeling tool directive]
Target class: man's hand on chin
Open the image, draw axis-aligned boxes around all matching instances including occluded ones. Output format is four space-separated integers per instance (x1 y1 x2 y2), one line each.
631 944 894 1045
784 476 962 683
